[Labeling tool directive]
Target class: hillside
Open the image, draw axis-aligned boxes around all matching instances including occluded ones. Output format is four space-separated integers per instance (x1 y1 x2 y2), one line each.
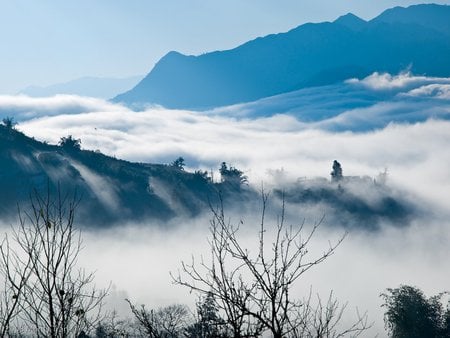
0 125 253 226
113 4 450 109
0 125 419 229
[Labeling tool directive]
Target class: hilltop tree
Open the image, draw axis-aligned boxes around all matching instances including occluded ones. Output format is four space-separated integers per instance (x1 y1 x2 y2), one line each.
219 162 247 186
59 135 82 151
1 117 17 130
331 160 343 182
171 157 186 170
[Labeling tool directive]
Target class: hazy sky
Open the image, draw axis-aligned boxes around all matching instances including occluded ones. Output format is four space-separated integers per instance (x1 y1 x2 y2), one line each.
1 0 449 93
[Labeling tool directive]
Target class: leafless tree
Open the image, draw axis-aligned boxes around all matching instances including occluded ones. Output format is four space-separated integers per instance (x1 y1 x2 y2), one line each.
0 235 31 337
126 300 191 338
95 310 137 337
293 290 369 338
0 188 108 337
172 192 369 338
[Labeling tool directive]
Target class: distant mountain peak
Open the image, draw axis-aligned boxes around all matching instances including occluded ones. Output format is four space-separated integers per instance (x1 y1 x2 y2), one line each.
334 13 366 30
372 3 450 35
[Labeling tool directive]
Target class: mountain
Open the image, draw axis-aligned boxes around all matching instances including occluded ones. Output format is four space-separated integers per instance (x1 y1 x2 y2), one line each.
372 4 450 35
20 76 142 99
114 4 450 110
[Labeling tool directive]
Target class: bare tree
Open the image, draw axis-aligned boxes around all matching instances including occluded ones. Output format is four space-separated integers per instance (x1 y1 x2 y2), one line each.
0 188 108 337
293 290 369 338
126 300 190 338
95 310 137 337
0 235 31 337
172 192 369 338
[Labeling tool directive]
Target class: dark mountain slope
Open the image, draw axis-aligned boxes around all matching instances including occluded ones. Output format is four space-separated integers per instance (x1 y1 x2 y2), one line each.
114 4 450 110
0 126 253 227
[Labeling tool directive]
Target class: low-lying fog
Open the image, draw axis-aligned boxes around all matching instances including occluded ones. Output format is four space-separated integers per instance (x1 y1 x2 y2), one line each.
1 72 450 336
79 214 450 336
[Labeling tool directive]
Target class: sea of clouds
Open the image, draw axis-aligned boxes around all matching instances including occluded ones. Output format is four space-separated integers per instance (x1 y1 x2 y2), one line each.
1 72 450 336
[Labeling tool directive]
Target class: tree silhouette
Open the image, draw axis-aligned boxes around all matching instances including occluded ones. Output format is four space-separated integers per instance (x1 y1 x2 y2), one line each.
381 285 450 338
59 135 81 151
1 117 16 130
186 293 229 338
126 300 190 337
171 157 186 170
0 188 107 337
173 192 369 338
219 162 247 186
331 160 343 182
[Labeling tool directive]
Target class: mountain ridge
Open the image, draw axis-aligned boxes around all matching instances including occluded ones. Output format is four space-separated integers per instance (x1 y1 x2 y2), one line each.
0 125 253 227
114 4 450 110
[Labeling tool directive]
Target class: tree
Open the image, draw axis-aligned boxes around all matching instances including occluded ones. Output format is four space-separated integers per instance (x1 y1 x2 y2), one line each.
219 162 247 186
186 293 229 338
0 188 107 337
0 235 31 337
1 117 17 129
331 160 343 182
292 290 370 338
381 285 450 338
172 192 369 338
126 300 190 338
94 311 135 337
171 157 186 170
59 135 82 151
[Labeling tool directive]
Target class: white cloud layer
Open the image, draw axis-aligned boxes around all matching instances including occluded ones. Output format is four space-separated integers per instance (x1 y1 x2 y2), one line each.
347 71 450 91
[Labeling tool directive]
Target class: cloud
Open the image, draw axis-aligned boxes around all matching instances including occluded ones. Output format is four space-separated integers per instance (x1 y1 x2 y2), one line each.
207 72 450 131
346 71 450 91
2 76 446 214
0 94 128 121
405 83 450 100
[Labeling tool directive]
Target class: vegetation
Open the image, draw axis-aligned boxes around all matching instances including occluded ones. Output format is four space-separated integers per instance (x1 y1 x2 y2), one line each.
172 192 369 338
381 285 450 338
126 300 190 337
1 117 17 129
0 189 107 337
331 160 343 182
219 162 247 186
171 157 186 170
59 135 82 151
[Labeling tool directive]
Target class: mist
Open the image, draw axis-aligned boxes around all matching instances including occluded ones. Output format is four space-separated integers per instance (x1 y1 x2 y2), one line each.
1 72 449 336
75 204 450 336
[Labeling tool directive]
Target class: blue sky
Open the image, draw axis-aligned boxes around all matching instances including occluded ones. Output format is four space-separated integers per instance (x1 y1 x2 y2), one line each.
1 0 449 93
